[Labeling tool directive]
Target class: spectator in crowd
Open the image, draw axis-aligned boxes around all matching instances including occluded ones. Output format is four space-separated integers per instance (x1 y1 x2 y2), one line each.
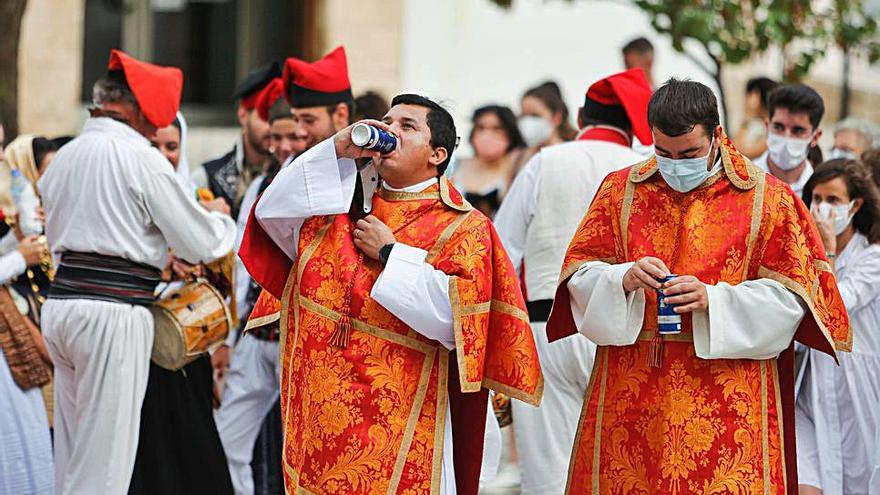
452 104 528 217
353 90 390 121
520 81 578 148
622 37 655 87
861 147 880 189
798 158 880 495
753 84 825 197
831 117 879 160
732 76 778 158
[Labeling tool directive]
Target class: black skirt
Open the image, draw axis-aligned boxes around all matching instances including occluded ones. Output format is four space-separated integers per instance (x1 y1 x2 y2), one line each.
128 356 233 495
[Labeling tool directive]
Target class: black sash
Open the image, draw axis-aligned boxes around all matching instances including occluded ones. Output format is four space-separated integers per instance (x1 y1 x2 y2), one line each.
48 252 162 307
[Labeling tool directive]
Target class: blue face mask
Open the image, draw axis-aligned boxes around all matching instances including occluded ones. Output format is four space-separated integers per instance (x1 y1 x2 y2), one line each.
656 139 721 193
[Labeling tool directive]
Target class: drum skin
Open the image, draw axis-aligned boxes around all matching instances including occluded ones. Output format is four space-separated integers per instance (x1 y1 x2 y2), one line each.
151 279 231 371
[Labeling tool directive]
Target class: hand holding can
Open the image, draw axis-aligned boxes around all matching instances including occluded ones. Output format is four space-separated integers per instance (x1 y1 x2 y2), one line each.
351 123 398 154
657 274 681 334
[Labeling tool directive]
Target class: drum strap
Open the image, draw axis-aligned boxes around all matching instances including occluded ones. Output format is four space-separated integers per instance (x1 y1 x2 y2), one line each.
48 252 162 307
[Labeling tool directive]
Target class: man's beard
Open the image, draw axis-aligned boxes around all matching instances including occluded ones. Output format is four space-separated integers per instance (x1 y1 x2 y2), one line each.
245 123 270 156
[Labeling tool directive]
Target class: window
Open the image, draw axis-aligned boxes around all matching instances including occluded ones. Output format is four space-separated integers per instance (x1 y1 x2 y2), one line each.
81 0 313 125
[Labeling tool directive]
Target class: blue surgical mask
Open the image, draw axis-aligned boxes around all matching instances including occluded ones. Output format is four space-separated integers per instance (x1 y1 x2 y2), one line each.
829 148 857 160
656 139 721 193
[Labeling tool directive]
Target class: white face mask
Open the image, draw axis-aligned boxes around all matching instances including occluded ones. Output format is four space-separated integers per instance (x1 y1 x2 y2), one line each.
656 138 721 193
829 148 857 160
767 132 812 170
518 116 553 147
816 201 855 236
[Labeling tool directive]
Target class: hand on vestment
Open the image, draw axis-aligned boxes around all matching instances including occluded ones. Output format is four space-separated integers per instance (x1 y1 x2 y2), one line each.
353 215 396 261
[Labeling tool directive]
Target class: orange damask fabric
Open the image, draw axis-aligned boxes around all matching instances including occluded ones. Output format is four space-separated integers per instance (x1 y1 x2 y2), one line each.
545 134 849 495
274 178 542 494
245 288 281 331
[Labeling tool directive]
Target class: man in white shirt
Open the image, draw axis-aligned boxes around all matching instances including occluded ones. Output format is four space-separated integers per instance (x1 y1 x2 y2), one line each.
494 68 651 495
39 50 236 495
752 84 825 197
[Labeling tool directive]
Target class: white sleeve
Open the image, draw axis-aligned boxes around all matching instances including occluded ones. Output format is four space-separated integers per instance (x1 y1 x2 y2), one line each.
693 279 806 360
0 230 18 256
142 167 237 265
0 250 27 285
494 154 541 272
255 139 358 260
567 261 645 345
836 246 880 314
370 243 455 349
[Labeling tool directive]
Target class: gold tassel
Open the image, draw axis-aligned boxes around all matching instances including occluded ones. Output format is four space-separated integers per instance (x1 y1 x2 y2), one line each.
648 333 663 368
329 315 351 348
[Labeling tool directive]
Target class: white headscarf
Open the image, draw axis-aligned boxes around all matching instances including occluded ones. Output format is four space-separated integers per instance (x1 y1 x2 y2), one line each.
175 111 196 195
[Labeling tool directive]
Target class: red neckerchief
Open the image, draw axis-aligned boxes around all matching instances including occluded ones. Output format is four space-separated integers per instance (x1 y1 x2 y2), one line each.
577 126 631 147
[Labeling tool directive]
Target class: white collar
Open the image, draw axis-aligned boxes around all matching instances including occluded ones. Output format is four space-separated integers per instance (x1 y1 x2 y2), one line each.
83 117 151 147
383 177 438 193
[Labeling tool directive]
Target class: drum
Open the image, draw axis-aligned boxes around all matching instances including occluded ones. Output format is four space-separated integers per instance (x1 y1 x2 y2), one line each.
151 279 231 371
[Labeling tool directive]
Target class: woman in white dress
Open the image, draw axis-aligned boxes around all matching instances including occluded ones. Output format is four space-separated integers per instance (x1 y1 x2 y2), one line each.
797 158 880 495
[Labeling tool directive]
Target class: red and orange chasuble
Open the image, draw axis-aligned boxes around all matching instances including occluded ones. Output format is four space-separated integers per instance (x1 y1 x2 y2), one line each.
546 134 850 495
240 177 543 494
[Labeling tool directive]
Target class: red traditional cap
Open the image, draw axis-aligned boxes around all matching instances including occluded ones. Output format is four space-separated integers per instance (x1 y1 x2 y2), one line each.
282 46 353 108
255 78 285 122
584 68 653 145
107 49 183 128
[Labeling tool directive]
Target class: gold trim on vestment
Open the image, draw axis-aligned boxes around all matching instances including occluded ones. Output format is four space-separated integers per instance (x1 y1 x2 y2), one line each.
461 302 491 316
279 220 332 493
636 330 694 342
377 189 440 202
720 141 759 190
439 176 473 212
815 259 833 273
592 348 610 493
482 376 543 407
621 175 636 259
449 276 479 392
557 258 617 287
743 173 767 276
389 341 438 494
244 312 280 331
565 345 604 494
425 211 472 264
430 351 449 495
761 360 771 494
771 360 788 489
489 299 530 324
757 266 849 353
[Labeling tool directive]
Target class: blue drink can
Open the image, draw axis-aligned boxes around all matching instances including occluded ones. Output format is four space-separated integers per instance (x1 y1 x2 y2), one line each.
351 123 398 154
657 274 681 334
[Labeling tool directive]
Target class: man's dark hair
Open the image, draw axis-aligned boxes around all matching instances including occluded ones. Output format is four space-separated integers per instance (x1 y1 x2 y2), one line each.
767 84 825 130
648 78 720 137
391 93 457 176
470 104 526 152
32 137 58 166
324 101 357 125
622 37 654 55
354 91 390 121
746 77 778 111
802 158 880 244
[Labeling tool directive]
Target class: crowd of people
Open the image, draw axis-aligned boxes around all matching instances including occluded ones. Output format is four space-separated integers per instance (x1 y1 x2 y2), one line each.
1 33 880 495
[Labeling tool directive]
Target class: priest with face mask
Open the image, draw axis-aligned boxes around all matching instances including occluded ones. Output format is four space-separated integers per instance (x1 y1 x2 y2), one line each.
753 84 825 197
546 78 850 494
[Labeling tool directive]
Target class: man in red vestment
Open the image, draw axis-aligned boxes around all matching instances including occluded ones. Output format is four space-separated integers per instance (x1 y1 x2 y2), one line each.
546 78 850 494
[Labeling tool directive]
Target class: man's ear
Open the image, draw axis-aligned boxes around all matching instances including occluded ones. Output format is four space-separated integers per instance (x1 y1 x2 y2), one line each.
332 103 350 132
810 128 824 148
237 103 249 127
428 146 448 168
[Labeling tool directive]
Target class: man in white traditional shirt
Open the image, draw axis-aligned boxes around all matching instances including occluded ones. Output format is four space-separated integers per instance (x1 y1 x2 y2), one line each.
39 50 236 495
494 68 651 495
753 83 825 197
